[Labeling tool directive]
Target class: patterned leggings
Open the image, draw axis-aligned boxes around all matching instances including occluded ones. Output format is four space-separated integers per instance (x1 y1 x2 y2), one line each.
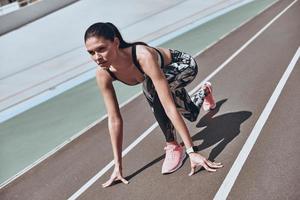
142 49 206 142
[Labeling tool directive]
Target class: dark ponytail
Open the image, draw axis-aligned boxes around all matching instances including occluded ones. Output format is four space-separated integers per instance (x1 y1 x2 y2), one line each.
84 22 147 48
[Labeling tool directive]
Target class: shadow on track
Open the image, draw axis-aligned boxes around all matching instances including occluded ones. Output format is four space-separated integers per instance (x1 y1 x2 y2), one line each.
191 99 252 174
125 99 252 180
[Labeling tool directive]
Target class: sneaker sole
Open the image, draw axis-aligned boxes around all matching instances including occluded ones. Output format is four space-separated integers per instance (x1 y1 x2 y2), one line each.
161 151 187 174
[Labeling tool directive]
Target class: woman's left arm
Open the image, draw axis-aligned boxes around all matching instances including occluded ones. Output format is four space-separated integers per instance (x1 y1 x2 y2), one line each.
138 46 223 175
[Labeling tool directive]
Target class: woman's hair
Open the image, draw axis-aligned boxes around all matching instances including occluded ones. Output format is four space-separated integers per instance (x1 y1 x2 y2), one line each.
84 22 147 48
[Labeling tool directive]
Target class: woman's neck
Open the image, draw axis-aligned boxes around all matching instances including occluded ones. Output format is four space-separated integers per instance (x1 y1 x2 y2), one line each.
110 47 132 71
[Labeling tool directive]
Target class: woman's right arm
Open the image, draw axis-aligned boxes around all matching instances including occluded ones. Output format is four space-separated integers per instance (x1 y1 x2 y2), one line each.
96 69 128 187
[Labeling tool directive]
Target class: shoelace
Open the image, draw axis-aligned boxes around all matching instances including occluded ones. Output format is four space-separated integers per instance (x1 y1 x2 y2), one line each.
164 146 179 159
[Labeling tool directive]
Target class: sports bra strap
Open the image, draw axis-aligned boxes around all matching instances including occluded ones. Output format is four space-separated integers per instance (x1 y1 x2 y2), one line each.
153 48 164 68
105 68 117 80
132 45 146 74
132 45 165 74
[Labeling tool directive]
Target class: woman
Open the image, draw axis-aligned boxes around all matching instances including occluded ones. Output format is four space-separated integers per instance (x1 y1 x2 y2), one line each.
84 22 223 188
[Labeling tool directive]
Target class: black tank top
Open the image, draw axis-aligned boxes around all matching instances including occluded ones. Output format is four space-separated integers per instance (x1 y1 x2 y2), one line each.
105 45 164 86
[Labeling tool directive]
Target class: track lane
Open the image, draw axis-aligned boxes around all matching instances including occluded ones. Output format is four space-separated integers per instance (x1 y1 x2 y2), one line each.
228 52 300 200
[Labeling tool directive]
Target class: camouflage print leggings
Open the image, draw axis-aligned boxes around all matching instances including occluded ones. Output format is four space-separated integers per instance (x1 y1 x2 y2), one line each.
142 49 205 142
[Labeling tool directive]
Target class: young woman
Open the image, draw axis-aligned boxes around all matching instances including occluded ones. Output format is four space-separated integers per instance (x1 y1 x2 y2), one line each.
84 22 223 188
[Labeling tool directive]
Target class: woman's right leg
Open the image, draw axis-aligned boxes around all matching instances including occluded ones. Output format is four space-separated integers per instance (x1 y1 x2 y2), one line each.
143 77 185 174
143 77 176 142
152 93 176 142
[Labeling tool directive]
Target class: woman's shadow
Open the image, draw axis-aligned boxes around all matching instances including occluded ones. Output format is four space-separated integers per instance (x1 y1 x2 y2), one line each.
125 98 252 181
192 99 252 162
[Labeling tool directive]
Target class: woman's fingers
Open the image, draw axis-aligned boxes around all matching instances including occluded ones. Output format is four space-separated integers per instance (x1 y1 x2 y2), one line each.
205 160 223 169
189 162 198 176
102 177 115 188
189 162 216 175
189 166 196 176
120 177 129 185
102 176 129 188
202 163 217 172
213 162 222 165
189 159 223 175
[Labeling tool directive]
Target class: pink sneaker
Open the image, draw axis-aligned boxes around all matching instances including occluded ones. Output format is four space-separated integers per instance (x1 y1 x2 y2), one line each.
161 144 186 174
202 82 216 111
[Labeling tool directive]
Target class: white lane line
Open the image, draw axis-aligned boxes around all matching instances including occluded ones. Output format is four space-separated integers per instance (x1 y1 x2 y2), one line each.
69 123 159 200
214 46 300 200
193 0 298 94
68 1 292 199
150 0 254 46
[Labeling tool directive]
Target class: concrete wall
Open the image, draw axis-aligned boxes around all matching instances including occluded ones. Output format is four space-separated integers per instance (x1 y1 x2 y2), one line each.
0 0 79 35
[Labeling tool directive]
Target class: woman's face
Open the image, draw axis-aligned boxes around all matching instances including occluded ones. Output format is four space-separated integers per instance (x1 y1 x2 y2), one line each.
85 36 119 69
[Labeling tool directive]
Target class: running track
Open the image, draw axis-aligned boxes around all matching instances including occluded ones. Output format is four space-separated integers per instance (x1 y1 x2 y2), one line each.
0 0 299 199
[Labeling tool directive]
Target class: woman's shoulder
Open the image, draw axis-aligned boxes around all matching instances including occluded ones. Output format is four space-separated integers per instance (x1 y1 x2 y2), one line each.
135 44 152 54
135 44 161 59
96 67 114 86
136 45 171 57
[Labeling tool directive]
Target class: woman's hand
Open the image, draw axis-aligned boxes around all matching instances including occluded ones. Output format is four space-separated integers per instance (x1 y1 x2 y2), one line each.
102 166 129 188
188 153 223 176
